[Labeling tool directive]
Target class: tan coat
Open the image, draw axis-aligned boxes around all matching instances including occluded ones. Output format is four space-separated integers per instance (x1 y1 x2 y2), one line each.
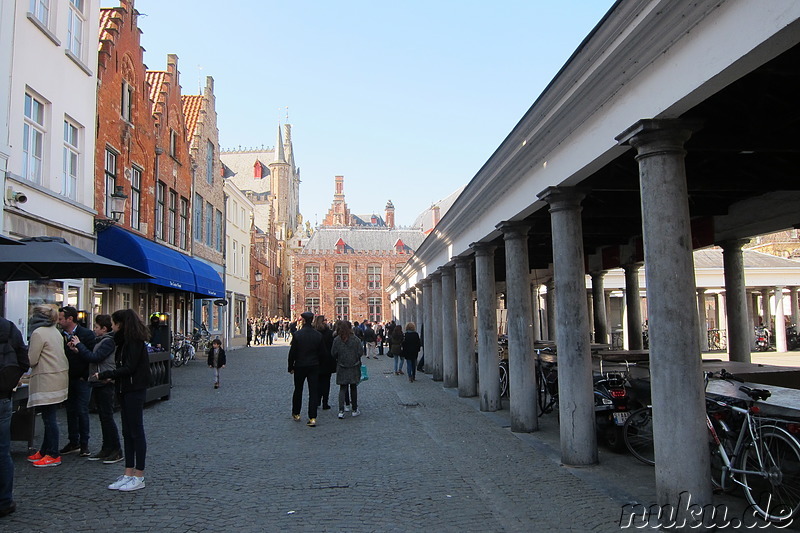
27 324 69 408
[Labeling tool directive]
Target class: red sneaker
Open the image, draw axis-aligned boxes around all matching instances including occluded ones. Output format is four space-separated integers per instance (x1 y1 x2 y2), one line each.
32 455 61 468
26 451 43 462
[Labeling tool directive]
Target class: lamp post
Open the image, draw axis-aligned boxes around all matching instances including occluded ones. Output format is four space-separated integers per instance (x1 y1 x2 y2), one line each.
95 185 128 232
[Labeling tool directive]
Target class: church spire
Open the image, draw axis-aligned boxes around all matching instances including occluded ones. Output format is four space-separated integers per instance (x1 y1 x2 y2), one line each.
275 125 286 163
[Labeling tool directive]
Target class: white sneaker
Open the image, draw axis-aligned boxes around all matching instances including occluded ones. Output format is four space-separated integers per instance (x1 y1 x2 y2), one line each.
351 409 361 417
344 405 351 412
108 475 133 490
338 411 345 419
119 476 145 491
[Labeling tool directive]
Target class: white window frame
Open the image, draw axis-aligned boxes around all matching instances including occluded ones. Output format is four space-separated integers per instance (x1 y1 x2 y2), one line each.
193 193 203 241
334 265 349 289
29 0 50 26
130 166 141 229
155 182 165 240
206 140 214 185
368 297 382 323
121 80 133 122
168 190 177 245
169 129 177 158
66 0 85 58
232 239 238 275
367 265 381 290
335 297 349 322
179 197 188 249
305 265 319 289
23 92 46 184
305 297 320 315
62 118 79 200
104 149 117 217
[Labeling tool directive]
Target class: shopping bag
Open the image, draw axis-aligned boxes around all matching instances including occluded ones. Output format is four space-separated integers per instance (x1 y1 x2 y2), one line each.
360 364 369 382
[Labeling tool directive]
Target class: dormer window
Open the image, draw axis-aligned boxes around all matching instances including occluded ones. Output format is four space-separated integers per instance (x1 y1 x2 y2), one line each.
394 239 405 254
335 237 346 254
254 160 262 178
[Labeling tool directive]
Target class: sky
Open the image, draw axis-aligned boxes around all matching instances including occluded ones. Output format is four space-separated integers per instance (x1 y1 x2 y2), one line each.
107 0 616 227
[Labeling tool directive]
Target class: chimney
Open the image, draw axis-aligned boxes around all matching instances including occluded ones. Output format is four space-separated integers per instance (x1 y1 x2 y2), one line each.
432 204 441 228
385 200 395 229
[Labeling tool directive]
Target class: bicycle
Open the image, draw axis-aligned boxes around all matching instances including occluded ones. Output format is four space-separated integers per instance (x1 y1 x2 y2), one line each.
536 347 558 416
623 370 800 523
171 334 195 368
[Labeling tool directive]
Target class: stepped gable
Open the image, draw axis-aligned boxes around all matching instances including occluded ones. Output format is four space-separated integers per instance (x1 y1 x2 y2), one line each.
145 70 168 116
303 228 425 253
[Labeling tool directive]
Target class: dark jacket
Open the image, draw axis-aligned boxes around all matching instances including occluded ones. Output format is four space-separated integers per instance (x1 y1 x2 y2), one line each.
363 326 376 343
207 346 227 368
74 332 116 386
332 335 362 385
0 317 29 398
98 332 150 393
389 333 404 356
287 324 325 372
65 324 96 379
401 331 421 360
318 327 336 374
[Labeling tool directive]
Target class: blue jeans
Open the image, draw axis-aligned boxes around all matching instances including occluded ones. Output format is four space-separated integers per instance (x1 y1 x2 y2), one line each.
66 378 91 446
120 389 146 471
40 404 59 457
406 356 417 379
92 384 120 452
0 399 13 508
393 355 404 372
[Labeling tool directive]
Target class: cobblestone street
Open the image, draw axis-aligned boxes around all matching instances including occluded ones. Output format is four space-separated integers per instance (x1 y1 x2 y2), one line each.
6 342 749 532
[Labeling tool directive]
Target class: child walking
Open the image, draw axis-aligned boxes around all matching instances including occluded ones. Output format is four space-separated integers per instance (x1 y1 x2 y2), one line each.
207 339 226 389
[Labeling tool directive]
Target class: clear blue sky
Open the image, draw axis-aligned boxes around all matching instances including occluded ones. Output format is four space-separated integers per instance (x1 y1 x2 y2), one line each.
108 0 615 227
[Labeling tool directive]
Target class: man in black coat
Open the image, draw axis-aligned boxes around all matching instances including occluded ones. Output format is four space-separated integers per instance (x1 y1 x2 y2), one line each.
287 312 326 427
58 306 96 456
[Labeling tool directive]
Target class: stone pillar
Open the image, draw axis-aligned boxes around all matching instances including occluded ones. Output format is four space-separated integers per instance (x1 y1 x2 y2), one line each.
617 119 711 519
440 266 458 388
624 264 643 350
407 289 417 329
791 287 799 327
545 280 556 341
430 271 443 381
531 283 541 341
421 279 432 373
748 291 758 350
471 243 500 411
774 286 787 352
499 221 538 432
455 257 477 397
761 288 771 329
721 239 751 363
590 271 609 344
697 288 709 352
537 187 595 465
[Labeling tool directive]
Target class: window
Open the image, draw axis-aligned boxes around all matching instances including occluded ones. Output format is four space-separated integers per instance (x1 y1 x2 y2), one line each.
62 119 79 200
168 190 177 245
215 210 223 251
130 166 141 229
206 140 214 185
66 0 84 57
240 207 245 228
367 265 381 290
121 80 133 122
305 265 319 289
23 92 45 184
169 129 177 158
193 193 203 241
305 298 320 315
231 239 238 275
29 0 49 25
205 202 213 247
155 182 165 239
335 297 349 322
334 265 349 289
104 149 117 217
179 197 188 249
368 297 382 323
241 244 246 277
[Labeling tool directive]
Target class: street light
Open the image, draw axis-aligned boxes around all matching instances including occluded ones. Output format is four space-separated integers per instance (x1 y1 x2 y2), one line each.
95 185 129 232
254 270 263 282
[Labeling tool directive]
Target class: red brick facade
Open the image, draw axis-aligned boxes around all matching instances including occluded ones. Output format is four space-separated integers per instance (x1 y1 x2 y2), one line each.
292 251 408 323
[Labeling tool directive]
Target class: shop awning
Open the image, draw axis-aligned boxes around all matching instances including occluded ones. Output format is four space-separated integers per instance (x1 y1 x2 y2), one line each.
97 227 224 298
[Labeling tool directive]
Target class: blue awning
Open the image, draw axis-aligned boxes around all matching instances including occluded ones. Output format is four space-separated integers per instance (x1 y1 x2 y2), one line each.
97 227 224 298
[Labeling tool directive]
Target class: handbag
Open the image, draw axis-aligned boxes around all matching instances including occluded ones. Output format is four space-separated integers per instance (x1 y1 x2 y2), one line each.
360 364 369 382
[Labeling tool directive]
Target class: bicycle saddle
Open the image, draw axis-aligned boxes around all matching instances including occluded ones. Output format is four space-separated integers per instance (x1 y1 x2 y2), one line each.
739 385 771 402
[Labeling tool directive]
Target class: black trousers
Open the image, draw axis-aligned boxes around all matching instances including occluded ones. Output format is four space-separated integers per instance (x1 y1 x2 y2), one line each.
318 372 332 408
292 366 319 419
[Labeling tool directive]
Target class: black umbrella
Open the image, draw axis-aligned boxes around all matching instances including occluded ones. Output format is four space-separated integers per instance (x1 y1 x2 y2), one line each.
0 236 153 282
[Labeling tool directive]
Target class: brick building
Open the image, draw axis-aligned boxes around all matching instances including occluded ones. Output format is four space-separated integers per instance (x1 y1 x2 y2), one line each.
292 176 425 322
94 2 223 338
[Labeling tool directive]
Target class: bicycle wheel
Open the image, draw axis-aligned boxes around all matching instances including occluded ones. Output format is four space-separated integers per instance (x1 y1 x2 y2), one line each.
499 360 509 398
739 425 800 523
624 407 654 466
171 349 184 367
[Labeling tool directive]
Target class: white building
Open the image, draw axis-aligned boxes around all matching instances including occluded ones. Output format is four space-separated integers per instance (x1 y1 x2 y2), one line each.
223 179 253 349
2 0 100 332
